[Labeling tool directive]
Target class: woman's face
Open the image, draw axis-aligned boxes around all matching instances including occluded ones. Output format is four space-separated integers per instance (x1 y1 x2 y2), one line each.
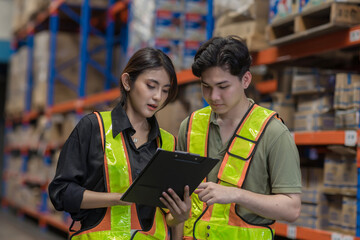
126 68 171 119
201 66 249 115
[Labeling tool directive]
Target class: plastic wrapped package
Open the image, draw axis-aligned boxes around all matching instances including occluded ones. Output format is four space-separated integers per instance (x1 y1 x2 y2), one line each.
156 0 184 11
127 0 156 57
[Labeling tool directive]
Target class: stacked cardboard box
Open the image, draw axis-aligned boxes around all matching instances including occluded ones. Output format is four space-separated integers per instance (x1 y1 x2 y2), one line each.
334 73 360 110
323 153 357 195
32 31 106 111
289 68 336 132
334 73 360 130
213 0 269 51
259 93 295 130
5 47 28 118
11 0 48 33
294 95 335 132
298 167 329 229
342 196 357 235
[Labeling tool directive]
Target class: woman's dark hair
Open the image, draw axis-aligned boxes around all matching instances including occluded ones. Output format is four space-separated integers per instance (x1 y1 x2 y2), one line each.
192 35 252 80
120 47 178 110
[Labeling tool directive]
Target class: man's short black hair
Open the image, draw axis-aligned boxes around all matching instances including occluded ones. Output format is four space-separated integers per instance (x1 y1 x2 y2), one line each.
192 35 252 80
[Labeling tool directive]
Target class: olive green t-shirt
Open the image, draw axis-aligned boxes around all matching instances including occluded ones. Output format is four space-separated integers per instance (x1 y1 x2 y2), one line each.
177 103 302 225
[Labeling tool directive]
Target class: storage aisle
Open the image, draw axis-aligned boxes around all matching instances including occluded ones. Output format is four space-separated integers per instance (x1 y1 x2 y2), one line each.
0 209 66 240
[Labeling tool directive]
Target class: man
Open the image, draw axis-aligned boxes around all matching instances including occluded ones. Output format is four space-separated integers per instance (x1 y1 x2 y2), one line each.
177 36 301 240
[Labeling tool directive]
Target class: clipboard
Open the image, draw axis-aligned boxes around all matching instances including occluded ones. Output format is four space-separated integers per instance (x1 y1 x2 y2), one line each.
121 148 219 208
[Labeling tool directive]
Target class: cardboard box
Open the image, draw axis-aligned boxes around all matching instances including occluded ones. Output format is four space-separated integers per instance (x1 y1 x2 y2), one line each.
295 214 328 229
5 47 28 117
31 31 106 110
297 95 333 114
323 153 343 192
213 20 269 51
335 109 359 130
301 202 329 218
334 73 360 110
341 196 357 235
301 188 327 204
260 93 295 130
327 194 343 232
341 157 357 195
214 0 269 24
294 111 335 132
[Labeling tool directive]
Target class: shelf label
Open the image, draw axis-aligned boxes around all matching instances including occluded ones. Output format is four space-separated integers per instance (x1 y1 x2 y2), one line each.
287 225 296 239
331 233 342 240
350 30 360 42
331 233 354 240
344 130 357 147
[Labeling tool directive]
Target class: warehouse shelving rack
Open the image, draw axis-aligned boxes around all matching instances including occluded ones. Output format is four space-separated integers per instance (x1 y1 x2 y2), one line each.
9 0 128 118
2 0 215 235
2 0 129 233
178 24 360 239
254 25 360 239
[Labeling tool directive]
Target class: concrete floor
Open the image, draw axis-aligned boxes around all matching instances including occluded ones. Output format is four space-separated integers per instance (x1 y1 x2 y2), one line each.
0 209 67 240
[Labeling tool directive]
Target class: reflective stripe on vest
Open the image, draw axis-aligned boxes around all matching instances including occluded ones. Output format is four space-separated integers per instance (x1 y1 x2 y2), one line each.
183 106 211 238
71 111 175 240
184 104 276 240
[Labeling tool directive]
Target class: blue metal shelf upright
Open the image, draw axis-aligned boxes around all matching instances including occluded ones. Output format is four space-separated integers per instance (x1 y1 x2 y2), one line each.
47 0 129 108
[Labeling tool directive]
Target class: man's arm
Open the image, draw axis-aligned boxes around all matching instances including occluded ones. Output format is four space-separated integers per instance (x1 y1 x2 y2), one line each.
195 183 301 222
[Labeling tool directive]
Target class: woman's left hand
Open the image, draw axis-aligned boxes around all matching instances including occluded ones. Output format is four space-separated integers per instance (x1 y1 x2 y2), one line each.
160 185 191 225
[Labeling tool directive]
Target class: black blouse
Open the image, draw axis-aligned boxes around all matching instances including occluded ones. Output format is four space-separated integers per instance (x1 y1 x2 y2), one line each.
48 103 163 230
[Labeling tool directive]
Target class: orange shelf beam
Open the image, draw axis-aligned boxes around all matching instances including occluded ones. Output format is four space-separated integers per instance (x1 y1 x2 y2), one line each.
177 69 198 85
294 130 351 145
11 68 193 119
47 101 78 115
275 222 360 240
23 111 40 123
109 1 127 16
253 25 360 65
82 88 120 107
48 89 120 115
255 79 277 94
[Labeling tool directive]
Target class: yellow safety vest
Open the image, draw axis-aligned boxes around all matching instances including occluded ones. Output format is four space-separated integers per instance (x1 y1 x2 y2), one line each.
71 111 176 240
184 105 277 240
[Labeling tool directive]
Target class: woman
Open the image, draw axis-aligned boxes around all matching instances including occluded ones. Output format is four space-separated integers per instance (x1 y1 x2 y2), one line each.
49 47 191 240
177 36 301 239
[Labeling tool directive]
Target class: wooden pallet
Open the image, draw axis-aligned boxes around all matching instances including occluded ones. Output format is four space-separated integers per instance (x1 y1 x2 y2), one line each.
267 2 360 46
